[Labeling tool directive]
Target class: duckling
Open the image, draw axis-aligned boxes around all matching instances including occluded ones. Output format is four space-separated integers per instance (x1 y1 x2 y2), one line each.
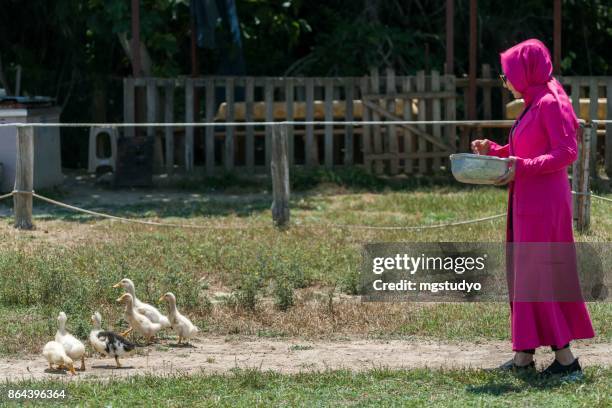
116 293 162 343
159 292 199 345
96 331 138 368
42 341 76 375
89 311 137 367
55 312 86 371
89 312 107 355
112 278 171 335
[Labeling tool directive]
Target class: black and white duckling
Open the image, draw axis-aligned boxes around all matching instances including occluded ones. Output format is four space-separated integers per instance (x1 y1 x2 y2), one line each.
159 292 199 345
112 278 171 336
55 312 86 371
95 331 138 368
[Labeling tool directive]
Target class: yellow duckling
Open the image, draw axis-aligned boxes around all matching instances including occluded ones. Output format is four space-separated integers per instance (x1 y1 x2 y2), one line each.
42 341 76 375
116 293 162 343
159 292 199 345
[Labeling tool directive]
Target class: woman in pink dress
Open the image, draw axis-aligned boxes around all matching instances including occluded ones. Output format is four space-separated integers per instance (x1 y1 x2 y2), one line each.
471 39 595 375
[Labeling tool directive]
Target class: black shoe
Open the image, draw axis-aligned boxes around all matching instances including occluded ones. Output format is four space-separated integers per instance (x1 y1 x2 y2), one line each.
494 359 536 372
540 358 582 377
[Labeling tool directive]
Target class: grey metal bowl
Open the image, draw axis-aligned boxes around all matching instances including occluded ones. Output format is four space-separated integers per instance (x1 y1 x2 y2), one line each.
449 153 510 185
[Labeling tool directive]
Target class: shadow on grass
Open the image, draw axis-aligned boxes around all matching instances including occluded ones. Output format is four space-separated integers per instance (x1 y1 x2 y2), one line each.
30 196 275 222
467 371 585 396
1 167 500 223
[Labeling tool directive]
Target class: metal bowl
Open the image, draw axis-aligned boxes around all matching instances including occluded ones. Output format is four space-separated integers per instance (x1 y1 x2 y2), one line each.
449 153 510 185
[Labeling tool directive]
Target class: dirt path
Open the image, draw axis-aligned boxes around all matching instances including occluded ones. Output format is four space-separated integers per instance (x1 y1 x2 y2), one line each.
1 337 610 382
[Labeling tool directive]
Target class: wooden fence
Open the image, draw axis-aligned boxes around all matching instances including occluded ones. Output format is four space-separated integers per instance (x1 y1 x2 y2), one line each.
123 69 612 177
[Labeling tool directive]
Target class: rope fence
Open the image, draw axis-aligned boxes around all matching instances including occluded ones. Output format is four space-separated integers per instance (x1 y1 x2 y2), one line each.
0 120 608 231
0 189 609 231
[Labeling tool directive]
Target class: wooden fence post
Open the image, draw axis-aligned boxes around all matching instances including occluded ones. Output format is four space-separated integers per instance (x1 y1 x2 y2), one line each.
575 123 591 232
14 126 34 230
271 124 290 228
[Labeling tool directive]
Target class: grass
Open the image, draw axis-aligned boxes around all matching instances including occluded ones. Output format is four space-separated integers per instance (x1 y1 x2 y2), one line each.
0 181 610 355
0 367 610 407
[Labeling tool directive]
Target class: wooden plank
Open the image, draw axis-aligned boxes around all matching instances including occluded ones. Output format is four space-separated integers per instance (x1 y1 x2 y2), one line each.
570 78 581 119
324 78 334 168
146 79 158 140
147 79 164 172
185 78 194 172
588 78 598 176
431 70 442 171
164 81 174 173
245 77 255 172
367 151 451 159
264 78 274 170
444 75 457 154
344 78 354 165
305 77 317 166
416 70 427 173
363 91 456 100
386 68 399 174
402 76 414 174
360 76 372 171
225 78 235 171
271 125 290 228
285 78 295 166
123 78 135 138
370 68 383 174
205 78 215 176
570 78 581 214
482 64 492 120
13 126 34 229
576 124 592 231
361 100 450 151
606 79 612 176
572 124 582 221
501 86 509 119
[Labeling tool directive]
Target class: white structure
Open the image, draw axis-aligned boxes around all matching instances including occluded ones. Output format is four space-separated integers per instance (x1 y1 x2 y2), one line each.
88 126 118 173
0 107 63 192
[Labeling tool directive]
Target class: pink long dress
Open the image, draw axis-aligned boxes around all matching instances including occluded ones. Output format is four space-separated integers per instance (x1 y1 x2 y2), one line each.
487 39 595 351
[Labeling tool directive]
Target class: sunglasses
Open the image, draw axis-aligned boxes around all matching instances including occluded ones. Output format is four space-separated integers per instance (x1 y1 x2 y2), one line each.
499 74 508 86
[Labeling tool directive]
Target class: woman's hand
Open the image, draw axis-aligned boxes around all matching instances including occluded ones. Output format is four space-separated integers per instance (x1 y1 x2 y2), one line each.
471 139 491 155
495 156 517 185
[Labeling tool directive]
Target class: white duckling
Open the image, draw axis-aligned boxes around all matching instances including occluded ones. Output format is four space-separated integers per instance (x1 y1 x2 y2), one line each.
55 312 86 371
116 293 162 343
89 310 137 367
159 292 199 345
42 341 76 375
89 311 107 355
113 278 171 335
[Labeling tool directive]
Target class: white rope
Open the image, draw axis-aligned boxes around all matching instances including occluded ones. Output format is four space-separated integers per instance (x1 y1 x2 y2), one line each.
572 191 612 203
0 120 517 128
32 193 253 230
0 191 14 201
591 194 612 203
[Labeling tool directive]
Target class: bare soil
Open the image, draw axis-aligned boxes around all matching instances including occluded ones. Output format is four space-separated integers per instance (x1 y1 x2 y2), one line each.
1 337 609 382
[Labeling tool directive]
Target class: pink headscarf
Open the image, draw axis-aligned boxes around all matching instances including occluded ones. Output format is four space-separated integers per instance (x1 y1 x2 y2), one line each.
500 38 579 135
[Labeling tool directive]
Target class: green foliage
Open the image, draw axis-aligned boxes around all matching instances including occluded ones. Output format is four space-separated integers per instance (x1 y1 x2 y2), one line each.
229 272 262 311
273 277 294 311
